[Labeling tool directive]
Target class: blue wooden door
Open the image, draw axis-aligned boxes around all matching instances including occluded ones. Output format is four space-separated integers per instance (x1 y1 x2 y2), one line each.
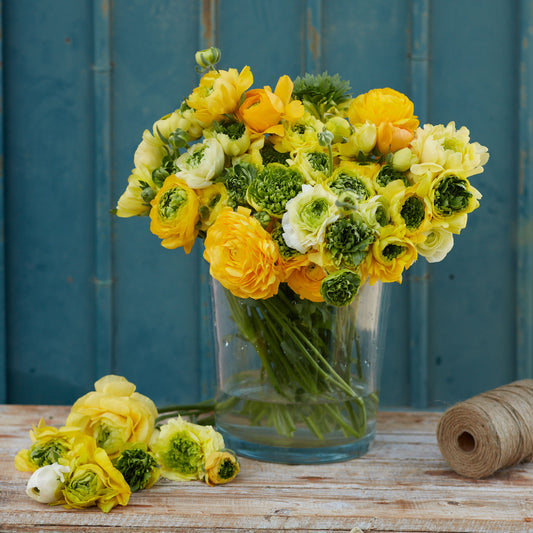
2 0 530 410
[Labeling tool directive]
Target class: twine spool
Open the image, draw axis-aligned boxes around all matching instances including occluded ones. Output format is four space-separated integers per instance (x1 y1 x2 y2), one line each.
436 379 533 478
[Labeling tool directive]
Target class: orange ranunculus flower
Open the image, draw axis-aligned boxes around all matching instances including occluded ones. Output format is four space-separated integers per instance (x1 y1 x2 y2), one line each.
187 66 253 124
149 175 199 253
348 88 419 154
239 75 304 136
286 258 327 302
203 207 283 299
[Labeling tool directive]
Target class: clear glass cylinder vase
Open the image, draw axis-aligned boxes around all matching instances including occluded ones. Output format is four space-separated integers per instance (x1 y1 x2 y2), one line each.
211 278 390 464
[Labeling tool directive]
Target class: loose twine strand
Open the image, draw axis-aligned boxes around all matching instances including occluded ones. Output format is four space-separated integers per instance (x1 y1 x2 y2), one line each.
436 379 533 479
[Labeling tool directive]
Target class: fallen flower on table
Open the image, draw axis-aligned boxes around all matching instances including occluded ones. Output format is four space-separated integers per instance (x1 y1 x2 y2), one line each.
15 374 240 513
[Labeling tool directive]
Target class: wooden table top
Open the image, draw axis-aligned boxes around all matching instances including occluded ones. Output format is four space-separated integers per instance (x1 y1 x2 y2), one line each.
1 404 532 533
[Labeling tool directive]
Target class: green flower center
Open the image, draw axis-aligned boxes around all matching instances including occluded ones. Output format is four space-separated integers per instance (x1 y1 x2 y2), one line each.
400 196 425 230
218 459 237 480
330 173 370 201
67 470 102 503
163 433 202 475
214 120 246 140
301 198 330 228
383 243 405 260
29 440 68 467
307 152 329 173
186 146 207 167
377 165 409 187
159 187 188 220
434 176 472 216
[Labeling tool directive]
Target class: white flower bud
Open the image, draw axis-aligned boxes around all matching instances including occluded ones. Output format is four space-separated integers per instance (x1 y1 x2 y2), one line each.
26 463 70 504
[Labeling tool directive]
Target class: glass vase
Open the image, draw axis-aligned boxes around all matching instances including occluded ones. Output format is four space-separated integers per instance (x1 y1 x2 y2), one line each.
211 278 390 464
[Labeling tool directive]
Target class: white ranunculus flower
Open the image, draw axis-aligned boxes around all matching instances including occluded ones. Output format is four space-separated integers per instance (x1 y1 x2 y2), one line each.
416 227 454 263
282 184 339 254
175 138 225 189
26 463 70 504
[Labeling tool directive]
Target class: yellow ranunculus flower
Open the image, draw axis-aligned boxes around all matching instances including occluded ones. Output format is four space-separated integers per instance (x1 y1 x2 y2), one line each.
203 207 283 300
149 416 224 482
149 175 200 253
348 88 419 154
187 66 254 125
270 112 325 153
62 447 130 513
15 420 89 473
361 225 418 285
388 180 432 243
239 75 304 136
195 182 229 232
428 170 481 234
204 450 240 486
65 375 158 458
286 260 327 303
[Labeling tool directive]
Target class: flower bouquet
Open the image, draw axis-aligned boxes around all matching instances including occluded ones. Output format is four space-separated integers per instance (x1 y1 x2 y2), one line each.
116 48 489 463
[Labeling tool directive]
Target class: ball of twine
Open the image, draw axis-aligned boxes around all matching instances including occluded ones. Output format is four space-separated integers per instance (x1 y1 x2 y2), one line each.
436 379 533 479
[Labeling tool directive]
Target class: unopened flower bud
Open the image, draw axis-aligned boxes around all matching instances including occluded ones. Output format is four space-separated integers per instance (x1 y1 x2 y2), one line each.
325 117 352 143
317 129 334 147
168 128 189 150
391 147 418 172
195 47 221 70
26 463 70 504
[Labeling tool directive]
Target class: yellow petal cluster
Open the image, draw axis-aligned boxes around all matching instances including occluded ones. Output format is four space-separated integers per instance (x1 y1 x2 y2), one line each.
188 66 253 124
203 207 283 299
149 175 200 253
66 375 157 458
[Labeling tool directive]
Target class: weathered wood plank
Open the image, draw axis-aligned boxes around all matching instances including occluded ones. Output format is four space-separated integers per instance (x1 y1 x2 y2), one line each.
2 406 533 532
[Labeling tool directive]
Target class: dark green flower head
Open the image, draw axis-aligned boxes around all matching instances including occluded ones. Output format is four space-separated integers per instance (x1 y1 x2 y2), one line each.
325 216 375 268
272 224 300 260
292 72 352 120
113 444 160 492
330 173 371 201
401 195 426 230
376 165 410 188
218 162 257 208
434 175 473 216
246 163 304 217
320 269 361 306
260 143 290 166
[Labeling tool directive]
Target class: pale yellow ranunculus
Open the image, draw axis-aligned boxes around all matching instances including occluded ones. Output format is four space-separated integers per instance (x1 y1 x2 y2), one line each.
150 416 224 482
61 447 130 513
66 375 158 458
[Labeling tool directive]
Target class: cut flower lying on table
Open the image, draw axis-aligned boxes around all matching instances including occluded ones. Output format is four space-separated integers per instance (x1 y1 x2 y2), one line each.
15 375 240 513
116 47 489 305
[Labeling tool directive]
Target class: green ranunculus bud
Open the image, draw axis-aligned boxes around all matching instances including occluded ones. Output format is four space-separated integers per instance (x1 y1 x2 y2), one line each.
317 129 334 147
320 269 361 306
195 47 221 70
141 187 156 204
152 167 169 188
168 128 190 150
325 116 352 143
391 147 417 172
253 210 272 229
